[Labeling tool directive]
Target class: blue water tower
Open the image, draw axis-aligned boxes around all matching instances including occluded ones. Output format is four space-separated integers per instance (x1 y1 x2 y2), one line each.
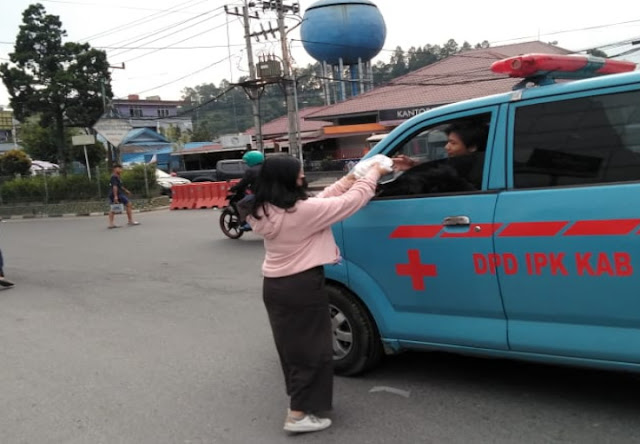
301 0 386 102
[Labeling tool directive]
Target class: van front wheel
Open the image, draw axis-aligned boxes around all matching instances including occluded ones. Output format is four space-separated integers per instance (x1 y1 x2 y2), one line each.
328 285 383 376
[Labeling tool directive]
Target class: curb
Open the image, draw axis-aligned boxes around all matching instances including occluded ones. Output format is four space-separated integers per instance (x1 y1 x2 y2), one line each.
0 205 171 221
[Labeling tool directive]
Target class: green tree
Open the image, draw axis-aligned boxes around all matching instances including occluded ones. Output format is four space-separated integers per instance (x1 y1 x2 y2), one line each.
0 3 113 172
294 63 325 107
18 116 58 163
460 41 473 52
439 39 460 58
191 123 211 142
372 60 393 86
19 116 105 167
390 46 408 78
165 124 182 142
407 45 441 72
69 142 106 170
0 149 31 176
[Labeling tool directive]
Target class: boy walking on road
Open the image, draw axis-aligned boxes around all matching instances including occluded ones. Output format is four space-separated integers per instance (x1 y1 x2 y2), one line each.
108 164 140 229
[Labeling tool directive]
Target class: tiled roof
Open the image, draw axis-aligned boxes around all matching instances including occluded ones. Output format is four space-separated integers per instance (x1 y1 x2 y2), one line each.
307 41 571 120
173 143 226 154
121 128 170 145
246 106 333 138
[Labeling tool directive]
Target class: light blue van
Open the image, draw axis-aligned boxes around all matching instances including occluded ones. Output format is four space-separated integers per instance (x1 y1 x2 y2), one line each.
326 54 640 375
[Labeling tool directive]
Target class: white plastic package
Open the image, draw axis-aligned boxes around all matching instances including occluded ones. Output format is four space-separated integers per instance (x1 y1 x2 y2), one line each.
352 154 394 179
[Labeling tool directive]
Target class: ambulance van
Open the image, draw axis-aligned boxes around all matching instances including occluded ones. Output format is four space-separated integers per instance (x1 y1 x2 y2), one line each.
327 54 640 375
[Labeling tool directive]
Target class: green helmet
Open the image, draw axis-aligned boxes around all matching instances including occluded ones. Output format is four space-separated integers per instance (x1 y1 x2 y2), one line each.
242 150 264 167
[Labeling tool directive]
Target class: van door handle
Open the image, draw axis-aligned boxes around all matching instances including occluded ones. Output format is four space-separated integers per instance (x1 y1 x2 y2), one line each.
443 216 470 226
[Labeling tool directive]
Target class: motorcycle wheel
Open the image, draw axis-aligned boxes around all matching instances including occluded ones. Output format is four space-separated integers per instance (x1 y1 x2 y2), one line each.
219 208 244 239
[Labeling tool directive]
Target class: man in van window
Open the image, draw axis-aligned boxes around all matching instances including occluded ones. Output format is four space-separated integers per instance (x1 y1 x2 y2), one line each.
380 123 488 196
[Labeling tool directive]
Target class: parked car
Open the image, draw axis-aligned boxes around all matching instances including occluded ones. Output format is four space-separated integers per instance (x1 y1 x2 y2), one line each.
175 159 248 183
174 169 217 182
326 53 640 376
215 159 248 181
30 160 60 176
155 169 190 196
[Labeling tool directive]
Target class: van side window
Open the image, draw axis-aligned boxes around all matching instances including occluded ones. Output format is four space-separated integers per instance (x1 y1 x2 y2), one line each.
395 128 448 164
513 90 640 189
377 113 491 198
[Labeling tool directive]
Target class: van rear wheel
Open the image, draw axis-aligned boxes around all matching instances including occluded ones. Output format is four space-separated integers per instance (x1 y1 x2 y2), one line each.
328 285 383 376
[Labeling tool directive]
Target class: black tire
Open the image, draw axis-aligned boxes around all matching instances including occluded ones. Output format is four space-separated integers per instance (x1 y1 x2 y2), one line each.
328 284 383 376
219 208 244 239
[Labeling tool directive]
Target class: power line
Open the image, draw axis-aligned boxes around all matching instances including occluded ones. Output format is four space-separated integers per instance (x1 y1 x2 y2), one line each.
120 20 236 64
608 46 640 58
289 17 640 56
105 7 224 53
39 0 206 14
107 8 226 58
96 44 246 50
131 51 243 96
572 37 640 54
81 0 209 42
290 38 398 54
489 18 640 45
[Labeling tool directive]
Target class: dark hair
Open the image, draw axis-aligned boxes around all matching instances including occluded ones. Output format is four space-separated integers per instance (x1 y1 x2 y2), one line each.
445 123 489 152
113 163 122 169
250 155 308 219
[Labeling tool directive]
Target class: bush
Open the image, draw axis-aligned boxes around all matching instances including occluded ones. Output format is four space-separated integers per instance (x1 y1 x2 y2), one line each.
0 165 160 204
0 150 32 176
120 165 158 196
0 176 45 203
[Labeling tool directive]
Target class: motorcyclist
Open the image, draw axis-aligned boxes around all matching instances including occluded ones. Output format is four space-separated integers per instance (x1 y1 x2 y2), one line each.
229 150 264 231
230 150 264 197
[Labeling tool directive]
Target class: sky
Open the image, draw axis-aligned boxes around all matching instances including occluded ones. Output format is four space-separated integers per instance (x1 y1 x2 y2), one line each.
1 0 639 107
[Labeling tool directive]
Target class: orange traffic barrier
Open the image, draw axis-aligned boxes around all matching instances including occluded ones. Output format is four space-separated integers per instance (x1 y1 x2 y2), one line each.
194 183 210 209
186 185 199 209
200 183 217 208
211 182 227 208
171 180 243 210
170 184 192 210
217 181 232 208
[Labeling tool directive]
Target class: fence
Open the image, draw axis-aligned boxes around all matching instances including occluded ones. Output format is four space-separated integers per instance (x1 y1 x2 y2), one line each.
0 165 167 217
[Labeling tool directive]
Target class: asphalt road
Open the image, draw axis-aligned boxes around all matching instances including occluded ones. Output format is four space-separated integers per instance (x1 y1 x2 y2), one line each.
2 210 640 444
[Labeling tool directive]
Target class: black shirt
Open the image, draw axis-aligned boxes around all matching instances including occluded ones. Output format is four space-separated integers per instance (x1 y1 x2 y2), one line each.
109 174 123 197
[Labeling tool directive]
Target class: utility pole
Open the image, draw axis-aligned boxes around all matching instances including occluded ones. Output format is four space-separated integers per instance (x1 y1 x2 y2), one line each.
259 0 301 159
225 2 263 151
100 62 125 167
276 4 298 159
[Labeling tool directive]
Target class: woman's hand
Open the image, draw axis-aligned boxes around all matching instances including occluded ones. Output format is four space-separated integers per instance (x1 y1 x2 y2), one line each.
392 154 416 172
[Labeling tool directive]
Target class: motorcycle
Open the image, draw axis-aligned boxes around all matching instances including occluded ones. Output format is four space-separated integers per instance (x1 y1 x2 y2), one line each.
219 189 252 239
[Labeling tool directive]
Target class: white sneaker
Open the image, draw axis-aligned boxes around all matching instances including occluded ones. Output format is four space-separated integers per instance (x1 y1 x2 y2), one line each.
284 414 332 433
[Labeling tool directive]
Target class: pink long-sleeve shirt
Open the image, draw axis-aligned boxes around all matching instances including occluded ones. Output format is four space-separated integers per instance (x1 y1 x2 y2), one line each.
247 169 382 278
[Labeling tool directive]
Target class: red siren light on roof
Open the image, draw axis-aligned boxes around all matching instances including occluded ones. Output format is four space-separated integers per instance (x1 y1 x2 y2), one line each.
491 53 636 80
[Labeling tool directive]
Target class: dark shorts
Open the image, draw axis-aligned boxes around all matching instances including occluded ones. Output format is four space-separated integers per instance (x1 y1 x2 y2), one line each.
109 194 129 205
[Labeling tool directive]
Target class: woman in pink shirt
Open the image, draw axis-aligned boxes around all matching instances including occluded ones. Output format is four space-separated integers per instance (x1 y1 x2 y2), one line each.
246 155 390 434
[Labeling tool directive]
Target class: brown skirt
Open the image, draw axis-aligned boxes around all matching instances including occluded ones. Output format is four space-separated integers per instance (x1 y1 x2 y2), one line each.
263 266 333 412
